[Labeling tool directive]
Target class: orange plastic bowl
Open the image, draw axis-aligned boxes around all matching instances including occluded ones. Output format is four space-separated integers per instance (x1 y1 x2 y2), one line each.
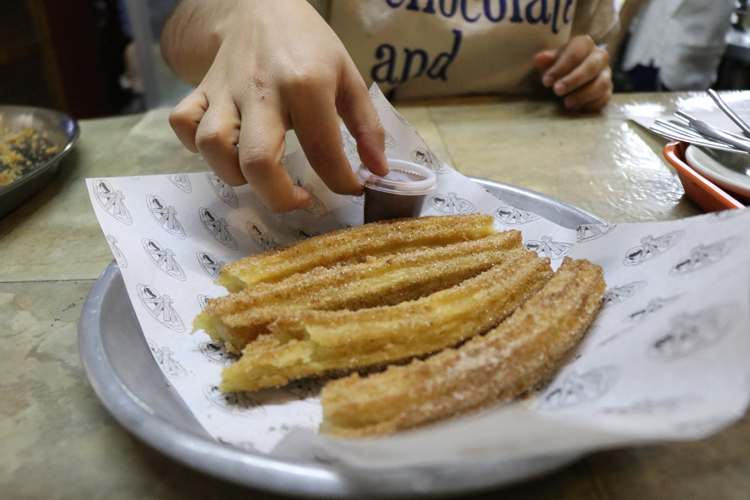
663 142 746 212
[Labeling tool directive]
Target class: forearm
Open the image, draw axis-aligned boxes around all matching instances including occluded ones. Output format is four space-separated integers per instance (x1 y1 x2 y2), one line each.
161 0 240 86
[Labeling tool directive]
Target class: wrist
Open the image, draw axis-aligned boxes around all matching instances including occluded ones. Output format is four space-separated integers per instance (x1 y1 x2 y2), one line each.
162 0 245 84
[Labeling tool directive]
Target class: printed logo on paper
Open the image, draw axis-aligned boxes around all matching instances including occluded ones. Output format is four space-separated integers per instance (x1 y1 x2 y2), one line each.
391 105 410 126
206 173 239 208
294 228 322 241
429 192 475 214
411 147 450 174
542 366 619 410
142 238 186 281
669 237 741 276
197 251 225 280
137 283 186 332
147 339 187 378
200 207 239 250
247 222 280 251
493 203 540 226
623 230 684 266
281 379 325 401
576 224 616 243
203 385 267 418
602 281 648 307
197 294 214 310
93 179 132 224
525 236 574 260
168 174 192 193
147 194 186 239
625 296 681 323
198 341 240 366
649 303 741 360
384 129 396 148
106 235 128 268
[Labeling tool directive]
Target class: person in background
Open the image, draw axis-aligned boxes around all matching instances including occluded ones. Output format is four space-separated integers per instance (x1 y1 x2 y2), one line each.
619 0 735 91
118 0 182 113
161 0 618 212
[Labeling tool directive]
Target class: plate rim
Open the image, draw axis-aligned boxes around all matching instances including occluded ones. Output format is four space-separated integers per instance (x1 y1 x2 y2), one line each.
469 176 605 227
78 178 604 497
685 145 750 199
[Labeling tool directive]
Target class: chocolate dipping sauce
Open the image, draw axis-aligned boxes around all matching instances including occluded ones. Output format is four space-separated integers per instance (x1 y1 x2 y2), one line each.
356 160 437 223
364 186 427 222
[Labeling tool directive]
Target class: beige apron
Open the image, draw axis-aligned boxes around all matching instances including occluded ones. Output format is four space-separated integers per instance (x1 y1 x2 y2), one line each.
312 0 617 99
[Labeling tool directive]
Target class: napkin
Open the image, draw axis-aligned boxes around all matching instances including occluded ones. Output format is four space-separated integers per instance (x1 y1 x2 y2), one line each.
86 85 750 465
624 91 750 135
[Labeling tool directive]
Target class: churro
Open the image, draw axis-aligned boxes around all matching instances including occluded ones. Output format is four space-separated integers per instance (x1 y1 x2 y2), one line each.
220 252 554 392
196 231 525 352
319 257 605 437
217 214 496 292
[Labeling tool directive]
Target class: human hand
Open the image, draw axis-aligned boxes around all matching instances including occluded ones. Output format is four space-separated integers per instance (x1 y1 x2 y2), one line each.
533 35 613 112
165 0 388 212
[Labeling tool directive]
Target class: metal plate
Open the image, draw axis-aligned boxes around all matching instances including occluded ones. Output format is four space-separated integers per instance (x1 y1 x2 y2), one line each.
0 105 80 218
78 178 605 498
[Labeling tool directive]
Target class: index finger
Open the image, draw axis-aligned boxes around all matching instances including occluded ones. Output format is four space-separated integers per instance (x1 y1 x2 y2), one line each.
553 49 609 97
336 64 389 177
542 36 596 87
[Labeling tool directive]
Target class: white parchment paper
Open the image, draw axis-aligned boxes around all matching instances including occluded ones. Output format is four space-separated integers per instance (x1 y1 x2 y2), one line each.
87 86 750 466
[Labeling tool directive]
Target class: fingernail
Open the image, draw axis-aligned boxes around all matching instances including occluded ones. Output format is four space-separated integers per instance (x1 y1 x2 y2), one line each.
554 82 566 95
542 75 555 87
378 162 390 176
367 158 390 177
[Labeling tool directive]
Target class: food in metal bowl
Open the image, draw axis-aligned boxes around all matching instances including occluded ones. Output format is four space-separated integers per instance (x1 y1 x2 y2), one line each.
0 127 60 187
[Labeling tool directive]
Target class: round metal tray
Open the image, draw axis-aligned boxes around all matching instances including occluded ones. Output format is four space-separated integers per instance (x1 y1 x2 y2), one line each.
0 105 80 218
78 178 605 498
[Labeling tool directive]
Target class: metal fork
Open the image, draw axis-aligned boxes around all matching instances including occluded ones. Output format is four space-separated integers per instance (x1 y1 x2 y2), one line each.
649 120 748 154
673 111 750 154
707 89 750 137
647 90 750 154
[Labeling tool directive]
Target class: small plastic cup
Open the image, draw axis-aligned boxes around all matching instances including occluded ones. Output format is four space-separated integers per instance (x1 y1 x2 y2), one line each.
356 159 438 223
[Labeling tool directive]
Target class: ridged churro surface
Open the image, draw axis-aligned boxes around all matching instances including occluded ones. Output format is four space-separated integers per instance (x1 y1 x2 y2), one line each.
217 214 496 292
219 252 554 392
196 231 524 352
320 257 605 437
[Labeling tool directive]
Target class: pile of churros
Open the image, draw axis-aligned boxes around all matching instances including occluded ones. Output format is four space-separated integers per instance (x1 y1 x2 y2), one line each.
195 214 606 437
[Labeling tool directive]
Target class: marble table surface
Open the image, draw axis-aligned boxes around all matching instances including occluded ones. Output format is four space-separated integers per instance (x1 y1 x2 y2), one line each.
2 92 749 500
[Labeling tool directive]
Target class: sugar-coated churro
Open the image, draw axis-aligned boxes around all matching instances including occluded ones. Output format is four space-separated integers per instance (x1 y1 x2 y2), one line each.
219 252 554 392
319 257 606 437
217 214 496 292
196 231 525 352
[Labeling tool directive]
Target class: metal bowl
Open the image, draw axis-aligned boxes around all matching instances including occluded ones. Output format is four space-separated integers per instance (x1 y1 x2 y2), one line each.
0 105 80 218
79 177 605 498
